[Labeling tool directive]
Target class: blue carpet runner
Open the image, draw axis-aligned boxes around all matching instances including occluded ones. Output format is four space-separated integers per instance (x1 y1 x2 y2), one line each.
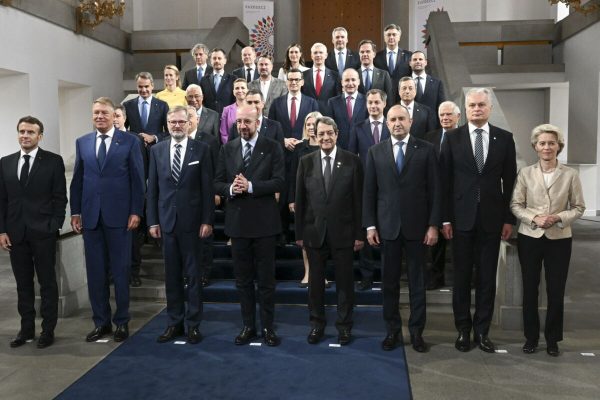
57 304 412 400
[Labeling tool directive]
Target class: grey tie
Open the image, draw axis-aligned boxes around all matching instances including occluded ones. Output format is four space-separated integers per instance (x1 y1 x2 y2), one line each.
243 142 252 171
172 143 182 183
337 51 345 75
323 155 332 195
214 74 221 91
415 76 424 100
372 121 380 144
474 128 484 173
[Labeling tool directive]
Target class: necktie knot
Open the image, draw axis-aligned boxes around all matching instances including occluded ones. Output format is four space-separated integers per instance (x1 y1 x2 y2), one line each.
23 154 30 161
396 141 405 173
20 154 31 185
175 143 181 149
475 128 483 136
100 134 108 141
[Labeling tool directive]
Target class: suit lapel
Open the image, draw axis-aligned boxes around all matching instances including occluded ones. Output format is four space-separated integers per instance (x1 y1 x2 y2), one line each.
383 139 402 182
403 136 418 172
546 163 563 189
231 139 244 175
86 133 101 173
25 149 44 186
311 150 328 200
178 140 195 182
245 136 266 176
102 130 124 170
483 125 499 173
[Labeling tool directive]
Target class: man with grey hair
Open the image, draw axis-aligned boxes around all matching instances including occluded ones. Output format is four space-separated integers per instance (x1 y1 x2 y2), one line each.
325 27 360 75
440 88 516 353
424 100 461 291
185 84 220 140
295 116 364 346
232 46 259 82
302 42 341 113
374 24 412 89
183 43 213 89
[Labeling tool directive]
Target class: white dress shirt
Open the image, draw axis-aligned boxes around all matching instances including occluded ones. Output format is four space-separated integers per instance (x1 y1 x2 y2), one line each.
344 92 357 114
170 136 188 166
287 93 302 119
95 127 115 156
403 100 415 118
17 147 38 177
468 122 490 163
412 72 427 93
260 78 271 101
320 146 337 175
391 134 409 161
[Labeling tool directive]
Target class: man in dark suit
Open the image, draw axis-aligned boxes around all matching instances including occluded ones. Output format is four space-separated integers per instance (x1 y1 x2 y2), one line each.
398 76 436 139
229 90 285 148
440 88 517 353
248 56 288 117
147 105 214 344
123 71 169 145
325 68 368 150
374 24 412 92
357 40 395 108
325 27 361 74
302 43 340 113
294 116 364 346
187 105 220 287
232 46 259 82
0 116 67 349
363 105 441 352
185 84 220 140
182 43 213 90
200 48 235 116
410 51 446 126
214 105 285 347
424 101 461 290
70 97 145 343
348 89 390 291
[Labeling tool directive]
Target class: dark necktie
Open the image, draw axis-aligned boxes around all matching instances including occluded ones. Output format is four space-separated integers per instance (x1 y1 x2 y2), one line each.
323 155 332 195
372 121 380 144
243 142 252 171
197 66 203 82
315 69 323 96
396 141 405 174
364 69 371 91
416 76 424 100
290 96 297 129
388 51 395 73
141 100 148 131
97 134 108 168
172 143 182 183
246 68 252 82
20 154 31 186
474 128 484 173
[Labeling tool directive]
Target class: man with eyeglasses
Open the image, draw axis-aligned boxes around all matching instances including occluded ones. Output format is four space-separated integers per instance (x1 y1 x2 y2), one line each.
147 105 214 344
185 84 220 141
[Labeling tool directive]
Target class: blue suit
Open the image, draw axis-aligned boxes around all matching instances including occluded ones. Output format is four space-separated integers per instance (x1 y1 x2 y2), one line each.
200 73 236 115
70 129 145 328
123 96 169 141
301 68 341 114
348 118 391 168
268 94 320 140
326 93 368 150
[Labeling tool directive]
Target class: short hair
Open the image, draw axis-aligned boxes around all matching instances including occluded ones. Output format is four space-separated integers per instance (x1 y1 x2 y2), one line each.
465 87 493 107
287 68 303 79
384 24 402 34
233 77 248 86
388 104 410 118
242 46 256 55
245 89 264 101
135 71 154 84
185 84 203 95
210 48 227 59
315 116 338 133
16 116 44 134
167 105 189 119
411 50 427 59
114 104 127 119
186 105 196 114
93 97 115 111
342 68 359 79
190 43 209 58
366 88 387 103
438 101 460 115
302 111 323 140
531 123 565 154
332 27 348 36
311 42 327 53
257 55 273 63
358 39 376 52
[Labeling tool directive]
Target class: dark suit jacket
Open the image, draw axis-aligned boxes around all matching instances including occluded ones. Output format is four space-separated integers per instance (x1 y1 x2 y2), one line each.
358 66 395 107
325 93 368 150
192 130 220 173
197 106 220 140
268 94 320 140
301 67 341 113
182 65 213 90
363 136 441 241
374 48 412 81
348 118 391 168
407 101 436 140
424 128 445 158
214 135 285 238
146 139 214 233
123 96 169 141
70 129 145 229
414 74 446 120
0 148 67 242
295 148 364 248
228 117 285 148
232 66 259 81
440 124 517 232
325 48 361 73
200 72 236 115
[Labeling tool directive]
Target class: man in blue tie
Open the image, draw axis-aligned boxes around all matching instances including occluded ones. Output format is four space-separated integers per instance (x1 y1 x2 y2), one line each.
182 43 213 90
357 40 394 110
373 24 412 102
325 27 360 75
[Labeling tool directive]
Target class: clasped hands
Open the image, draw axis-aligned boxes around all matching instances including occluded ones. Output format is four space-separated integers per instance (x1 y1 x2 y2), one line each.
232 173 250 194
533 214 561 229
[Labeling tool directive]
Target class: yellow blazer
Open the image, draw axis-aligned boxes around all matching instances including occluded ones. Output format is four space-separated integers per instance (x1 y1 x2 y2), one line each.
510 162 585 239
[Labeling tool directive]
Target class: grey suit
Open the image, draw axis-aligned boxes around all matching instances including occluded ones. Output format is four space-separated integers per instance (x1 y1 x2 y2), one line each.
248 78 288 117
197 107 220 141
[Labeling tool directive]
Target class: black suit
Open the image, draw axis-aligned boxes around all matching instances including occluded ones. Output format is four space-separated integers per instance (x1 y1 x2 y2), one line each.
200 72 236 115
440 124 517 336
325 49 361 74
182 65 213 90
228 117 285 149
413 74 446 121
325 93 368 150
215 135 285 330
301 68 341 114
147 138 214 328
0 148 67 335
295 148 364 331
363 136 441 336
358 66 395 109
232 66 259 82
406 102 436 140
374 48 412 101
123 96 169 141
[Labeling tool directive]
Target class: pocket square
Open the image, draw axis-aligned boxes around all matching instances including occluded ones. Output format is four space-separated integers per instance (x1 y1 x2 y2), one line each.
188 161 199 165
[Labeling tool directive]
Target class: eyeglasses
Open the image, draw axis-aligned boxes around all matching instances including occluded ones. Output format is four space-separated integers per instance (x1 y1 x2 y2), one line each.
287 78 303 83
168 120 188 126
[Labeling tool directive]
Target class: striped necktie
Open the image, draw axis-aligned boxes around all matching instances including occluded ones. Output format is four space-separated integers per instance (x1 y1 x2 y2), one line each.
172 143 182 183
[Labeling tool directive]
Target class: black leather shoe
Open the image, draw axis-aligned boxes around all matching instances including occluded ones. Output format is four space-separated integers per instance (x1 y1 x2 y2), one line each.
86 325 112 342
546 342 559 357
10 331 34 348
262 328 281 347
426 280 444 291
411 334 426 353
324 281 332 289
455 331 471 352
130 275 142 287
357 278 373 291
114 324 129 342
522 340 538 354
157 325 185 343
37 332 55 349
307 328 325 345
474 334 496 353
382 333 400 351
338 329 352 346
235 326 258 345
298 281 309 288
187 326 203 344
200 277 211 288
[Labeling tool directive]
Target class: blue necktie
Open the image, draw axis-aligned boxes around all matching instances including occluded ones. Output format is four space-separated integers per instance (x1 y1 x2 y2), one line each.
416 76 424 100
396 141 404 174
243 142 252 171
97 134 108 169
364 69 371 91
197 66 203 82
141 100 148 130
214 74 221 92
337 51 345 75
388 51 395 73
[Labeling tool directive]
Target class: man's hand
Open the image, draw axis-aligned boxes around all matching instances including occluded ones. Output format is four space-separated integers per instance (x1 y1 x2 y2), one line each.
367 229 380 247
71 215 82 234
289 203 295 213
296 239 303 248
0 233 12 251
127 215 141 231
199 224 213 239
501 223 513 241
138 132 157 144
214 195 221 206
149 225 161 239
275 192 280 203
233 174 249 193
353 240 364 252
284 138 301 151
442 223 453 240
423 226 438 246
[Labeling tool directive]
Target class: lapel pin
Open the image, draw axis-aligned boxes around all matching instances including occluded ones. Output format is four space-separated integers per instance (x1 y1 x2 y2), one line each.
493 137 497 140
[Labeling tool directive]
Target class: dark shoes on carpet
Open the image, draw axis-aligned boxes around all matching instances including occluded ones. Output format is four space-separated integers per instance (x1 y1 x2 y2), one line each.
357 278 373 291
114 324 129 342
546 342 560 357
86 325 113 342
130 275 142 287
262 328 281 347
188 327 203 344
338 329 352 346
37 331 55 348
235 327 258 345
298 281 309 288
157 325 185 343
200 277 211 288
474 334 496 353
522 340 538 354
382 332 400 351
426 279 445 291
10 331 34 348
307 328 324 345
455 331 471 352
410 334 427 353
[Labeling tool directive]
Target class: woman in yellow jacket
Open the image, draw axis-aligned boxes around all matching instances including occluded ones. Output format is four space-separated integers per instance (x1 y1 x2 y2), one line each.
155 65 187 108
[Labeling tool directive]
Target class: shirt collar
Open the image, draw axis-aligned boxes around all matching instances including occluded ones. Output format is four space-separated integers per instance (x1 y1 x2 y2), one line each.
344 91 357 100
468 122 490 134
361 65 373 71
288 92 300 101
369 116 384 124
412 72 427 80
312 65 324 72
189 129 197 139
138 95 153 105
96 127 115 138
241 133 258 148
321 146 337 161
197 64 207 71
403 100 415 109
387 47 398 54
391 133 410 146
170 136 188 149
21 147 39 158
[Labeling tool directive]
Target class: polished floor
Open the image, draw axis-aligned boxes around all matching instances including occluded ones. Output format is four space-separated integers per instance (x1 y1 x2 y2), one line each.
1 219 599 400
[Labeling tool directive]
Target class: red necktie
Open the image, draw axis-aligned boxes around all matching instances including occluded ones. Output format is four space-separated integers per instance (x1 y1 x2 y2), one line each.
346 96 353 120
290 96 297 129
315 69 322 96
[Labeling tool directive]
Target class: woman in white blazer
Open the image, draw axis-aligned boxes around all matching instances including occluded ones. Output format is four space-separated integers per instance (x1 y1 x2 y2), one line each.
510 124 585 357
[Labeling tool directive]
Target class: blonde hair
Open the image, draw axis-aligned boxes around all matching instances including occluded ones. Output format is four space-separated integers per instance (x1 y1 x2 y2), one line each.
531 123 565 155
164 65 181 88
302 111 323 140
